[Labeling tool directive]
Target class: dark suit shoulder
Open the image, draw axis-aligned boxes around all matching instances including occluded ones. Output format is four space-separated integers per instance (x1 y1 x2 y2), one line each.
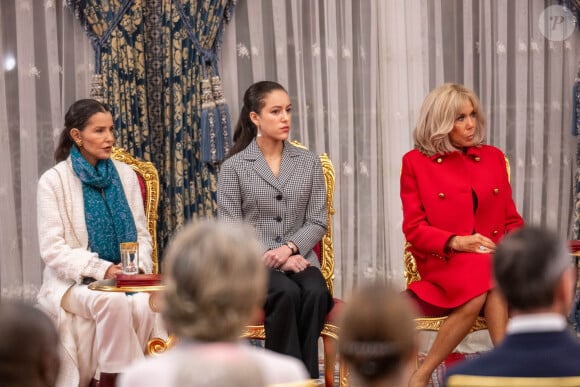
445 331 580 381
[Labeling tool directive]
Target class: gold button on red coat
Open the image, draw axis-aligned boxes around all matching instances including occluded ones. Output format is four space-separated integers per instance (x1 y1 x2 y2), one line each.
493 188 499 195
438 193 445 198
492 230 499 236
436 157 443 163
474 156 481 162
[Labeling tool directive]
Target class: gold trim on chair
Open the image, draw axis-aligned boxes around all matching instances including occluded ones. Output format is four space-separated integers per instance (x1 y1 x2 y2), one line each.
404 243 489 333
147 335 177 356
447 375 580 387
404 242 421 285
289 141 335 294
241 326 266 340
318 152 336 295
111 146 160 274
414 316 488 332
268 380 318 387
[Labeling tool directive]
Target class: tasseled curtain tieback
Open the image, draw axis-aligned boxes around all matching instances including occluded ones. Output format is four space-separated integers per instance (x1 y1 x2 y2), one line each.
201 74 232 163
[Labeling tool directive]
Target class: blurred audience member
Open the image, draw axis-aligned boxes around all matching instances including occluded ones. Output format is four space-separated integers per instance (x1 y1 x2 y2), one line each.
446 226 580 386
171 343 265 387
119 220 310 387
339 283 417 387
0 301 60 387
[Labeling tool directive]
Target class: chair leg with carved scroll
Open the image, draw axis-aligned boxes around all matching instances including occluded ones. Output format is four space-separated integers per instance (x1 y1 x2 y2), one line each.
323 335 337 387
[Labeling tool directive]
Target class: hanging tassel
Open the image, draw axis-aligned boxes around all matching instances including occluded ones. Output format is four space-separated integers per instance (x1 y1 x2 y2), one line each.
90 73 104 103
210 75 232 161
200 78 221 163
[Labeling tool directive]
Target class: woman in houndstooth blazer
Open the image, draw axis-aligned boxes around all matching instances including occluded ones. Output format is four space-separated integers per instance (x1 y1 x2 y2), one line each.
217 81 334 378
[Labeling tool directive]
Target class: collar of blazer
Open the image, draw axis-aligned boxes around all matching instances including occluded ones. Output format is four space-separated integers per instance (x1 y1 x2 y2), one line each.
242 139 302 160
243 139 302 189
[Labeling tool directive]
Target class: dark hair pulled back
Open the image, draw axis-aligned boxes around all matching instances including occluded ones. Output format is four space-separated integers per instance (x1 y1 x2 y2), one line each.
54 99 109 162
227 81 287 157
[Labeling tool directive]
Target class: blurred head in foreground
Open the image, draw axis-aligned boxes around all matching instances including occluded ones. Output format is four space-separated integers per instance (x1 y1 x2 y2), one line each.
0 301 60 387
339 283 417 386
161 219 267 341
493 225 575 316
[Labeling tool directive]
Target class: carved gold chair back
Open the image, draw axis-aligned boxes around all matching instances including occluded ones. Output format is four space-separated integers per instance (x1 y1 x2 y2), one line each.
110 146 160 273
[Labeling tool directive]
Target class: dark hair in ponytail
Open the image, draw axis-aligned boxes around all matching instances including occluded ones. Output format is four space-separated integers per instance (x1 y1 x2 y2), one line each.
54 99 109 162
228 81 287 157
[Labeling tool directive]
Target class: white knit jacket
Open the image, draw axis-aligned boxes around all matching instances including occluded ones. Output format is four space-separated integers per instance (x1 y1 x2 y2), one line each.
36 157 153 387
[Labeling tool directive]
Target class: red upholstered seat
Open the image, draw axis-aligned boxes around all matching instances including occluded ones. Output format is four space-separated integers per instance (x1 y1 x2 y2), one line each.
136 173 147 208
325 298 344 323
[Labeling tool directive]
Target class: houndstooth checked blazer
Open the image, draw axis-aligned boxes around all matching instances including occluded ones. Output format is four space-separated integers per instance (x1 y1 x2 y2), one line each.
217 139 327 268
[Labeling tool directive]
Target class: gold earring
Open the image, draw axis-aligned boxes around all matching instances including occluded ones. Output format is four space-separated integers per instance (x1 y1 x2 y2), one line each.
76 140 82 147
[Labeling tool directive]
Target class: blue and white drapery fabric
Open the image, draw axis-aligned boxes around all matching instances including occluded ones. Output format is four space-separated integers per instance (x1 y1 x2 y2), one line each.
570 61 580 334
173 0 232 163
561 0 580 239
66 0 235 255
572 66 580 239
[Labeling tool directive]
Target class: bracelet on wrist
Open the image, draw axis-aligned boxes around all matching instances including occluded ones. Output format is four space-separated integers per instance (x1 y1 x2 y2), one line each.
285 241 298 255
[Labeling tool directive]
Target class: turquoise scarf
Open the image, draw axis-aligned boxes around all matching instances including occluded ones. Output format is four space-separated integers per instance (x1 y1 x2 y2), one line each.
71 146 137 263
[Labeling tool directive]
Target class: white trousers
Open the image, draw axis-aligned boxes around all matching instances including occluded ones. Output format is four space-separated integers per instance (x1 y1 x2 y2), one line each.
62 285 155 373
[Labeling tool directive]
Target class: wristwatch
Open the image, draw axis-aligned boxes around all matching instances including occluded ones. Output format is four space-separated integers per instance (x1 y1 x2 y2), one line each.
285 241 298 255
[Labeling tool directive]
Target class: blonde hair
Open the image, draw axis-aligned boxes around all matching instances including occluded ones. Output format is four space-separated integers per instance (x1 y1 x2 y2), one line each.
161 219 267 341
413 83 486 156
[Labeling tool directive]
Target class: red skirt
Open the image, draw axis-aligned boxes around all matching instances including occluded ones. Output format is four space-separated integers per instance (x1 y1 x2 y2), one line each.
407 250 492 311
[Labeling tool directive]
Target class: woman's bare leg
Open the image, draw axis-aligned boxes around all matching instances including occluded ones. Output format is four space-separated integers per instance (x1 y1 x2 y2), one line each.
483 288 508 345
408 293 486 387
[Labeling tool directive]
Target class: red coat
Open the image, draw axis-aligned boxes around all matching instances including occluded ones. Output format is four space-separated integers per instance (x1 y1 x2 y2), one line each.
400 145 524 308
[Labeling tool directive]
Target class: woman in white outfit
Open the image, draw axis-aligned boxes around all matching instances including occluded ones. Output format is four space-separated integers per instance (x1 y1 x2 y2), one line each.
36 99 156 387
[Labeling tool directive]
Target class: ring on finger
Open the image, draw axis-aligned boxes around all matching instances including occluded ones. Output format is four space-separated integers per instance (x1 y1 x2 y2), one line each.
479 245 486 251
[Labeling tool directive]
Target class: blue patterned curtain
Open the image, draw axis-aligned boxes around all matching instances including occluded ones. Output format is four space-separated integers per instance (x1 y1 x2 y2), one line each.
573 66 580 239
561 0 580 239
67 0 150 158
158 0 234 244
66 0 235 254
560 0 580 26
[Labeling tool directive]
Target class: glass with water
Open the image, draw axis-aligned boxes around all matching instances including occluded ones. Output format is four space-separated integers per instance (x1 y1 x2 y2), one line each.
120 242 139 275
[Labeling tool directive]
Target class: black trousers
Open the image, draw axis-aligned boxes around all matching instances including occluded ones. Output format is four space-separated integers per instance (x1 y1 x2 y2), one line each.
264 266 334 378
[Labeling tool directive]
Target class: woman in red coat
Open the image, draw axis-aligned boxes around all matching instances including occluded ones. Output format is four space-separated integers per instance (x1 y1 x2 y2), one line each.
401 83 524 387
